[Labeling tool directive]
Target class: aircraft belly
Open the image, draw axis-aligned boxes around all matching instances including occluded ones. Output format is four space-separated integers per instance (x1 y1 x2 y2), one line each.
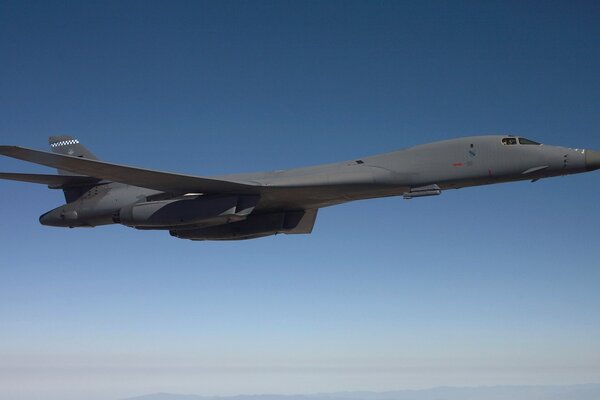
254 184 408 211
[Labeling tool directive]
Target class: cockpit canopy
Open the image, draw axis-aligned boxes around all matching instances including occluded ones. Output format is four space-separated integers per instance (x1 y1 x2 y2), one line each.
502 137 541 146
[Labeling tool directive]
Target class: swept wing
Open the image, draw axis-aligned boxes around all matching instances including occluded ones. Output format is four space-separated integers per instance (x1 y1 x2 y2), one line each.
0 145 261 194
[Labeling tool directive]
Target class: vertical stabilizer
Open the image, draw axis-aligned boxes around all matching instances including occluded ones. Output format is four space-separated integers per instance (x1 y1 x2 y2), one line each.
49 136 98 170
48 136 100 203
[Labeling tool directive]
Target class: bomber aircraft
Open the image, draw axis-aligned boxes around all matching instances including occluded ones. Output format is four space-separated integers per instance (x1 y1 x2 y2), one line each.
1 135 599 240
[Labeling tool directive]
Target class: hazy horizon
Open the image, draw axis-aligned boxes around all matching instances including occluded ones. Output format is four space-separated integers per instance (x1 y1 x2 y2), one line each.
121 385 600 400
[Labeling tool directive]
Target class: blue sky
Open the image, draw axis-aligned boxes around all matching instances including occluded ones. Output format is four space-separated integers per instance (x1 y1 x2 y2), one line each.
1 1 599 399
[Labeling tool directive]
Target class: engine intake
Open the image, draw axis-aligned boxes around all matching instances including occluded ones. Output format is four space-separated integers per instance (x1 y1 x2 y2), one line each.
118 195 259 229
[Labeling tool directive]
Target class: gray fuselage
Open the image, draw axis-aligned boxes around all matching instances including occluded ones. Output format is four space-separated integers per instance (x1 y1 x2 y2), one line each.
40 135 599 228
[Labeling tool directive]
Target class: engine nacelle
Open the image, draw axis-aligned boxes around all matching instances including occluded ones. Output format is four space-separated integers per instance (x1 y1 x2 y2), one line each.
118 195 258 229
170 209 318 241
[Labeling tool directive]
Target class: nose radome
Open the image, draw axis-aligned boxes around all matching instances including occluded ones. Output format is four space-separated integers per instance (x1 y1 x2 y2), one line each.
586 150 600 172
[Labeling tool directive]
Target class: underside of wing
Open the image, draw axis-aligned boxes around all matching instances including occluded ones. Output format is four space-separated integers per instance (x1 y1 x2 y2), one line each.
0 172 100 187
0 146 261 194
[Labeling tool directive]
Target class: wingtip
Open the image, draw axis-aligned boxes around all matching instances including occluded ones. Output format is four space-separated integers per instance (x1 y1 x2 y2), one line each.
0 145 18 154
0 146 37 159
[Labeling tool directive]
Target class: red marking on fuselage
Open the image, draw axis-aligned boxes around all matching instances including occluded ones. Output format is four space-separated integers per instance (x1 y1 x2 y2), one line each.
488 169 492 176
452 163 464 167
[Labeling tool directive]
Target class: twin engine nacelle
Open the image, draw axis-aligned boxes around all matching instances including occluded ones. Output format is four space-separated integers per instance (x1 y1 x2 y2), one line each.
169 209 318 241
116 195 259 229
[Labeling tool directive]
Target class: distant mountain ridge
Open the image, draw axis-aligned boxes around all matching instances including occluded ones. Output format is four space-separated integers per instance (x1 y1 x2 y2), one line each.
122 384 600 400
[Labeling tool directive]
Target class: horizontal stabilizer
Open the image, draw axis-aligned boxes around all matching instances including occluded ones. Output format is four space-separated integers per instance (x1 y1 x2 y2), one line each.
0 172 100 187
0 146 261 194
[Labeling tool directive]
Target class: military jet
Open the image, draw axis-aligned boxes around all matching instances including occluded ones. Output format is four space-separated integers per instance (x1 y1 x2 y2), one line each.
1 135 599 240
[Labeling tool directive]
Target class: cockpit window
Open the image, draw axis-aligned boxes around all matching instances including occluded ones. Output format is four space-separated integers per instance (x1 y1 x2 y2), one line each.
502 137 517 145
519 137 541 145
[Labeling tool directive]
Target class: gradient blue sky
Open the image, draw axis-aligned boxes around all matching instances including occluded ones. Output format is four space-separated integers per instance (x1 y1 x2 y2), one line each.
1 1 600 399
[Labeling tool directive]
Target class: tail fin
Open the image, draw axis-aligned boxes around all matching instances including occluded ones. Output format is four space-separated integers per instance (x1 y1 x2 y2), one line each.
49 136 98 169
48 136 101 203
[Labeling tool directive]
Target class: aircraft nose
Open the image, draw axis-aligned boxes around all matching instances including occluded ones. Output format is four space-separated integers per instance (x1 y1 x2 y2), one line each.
586 150 600 172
